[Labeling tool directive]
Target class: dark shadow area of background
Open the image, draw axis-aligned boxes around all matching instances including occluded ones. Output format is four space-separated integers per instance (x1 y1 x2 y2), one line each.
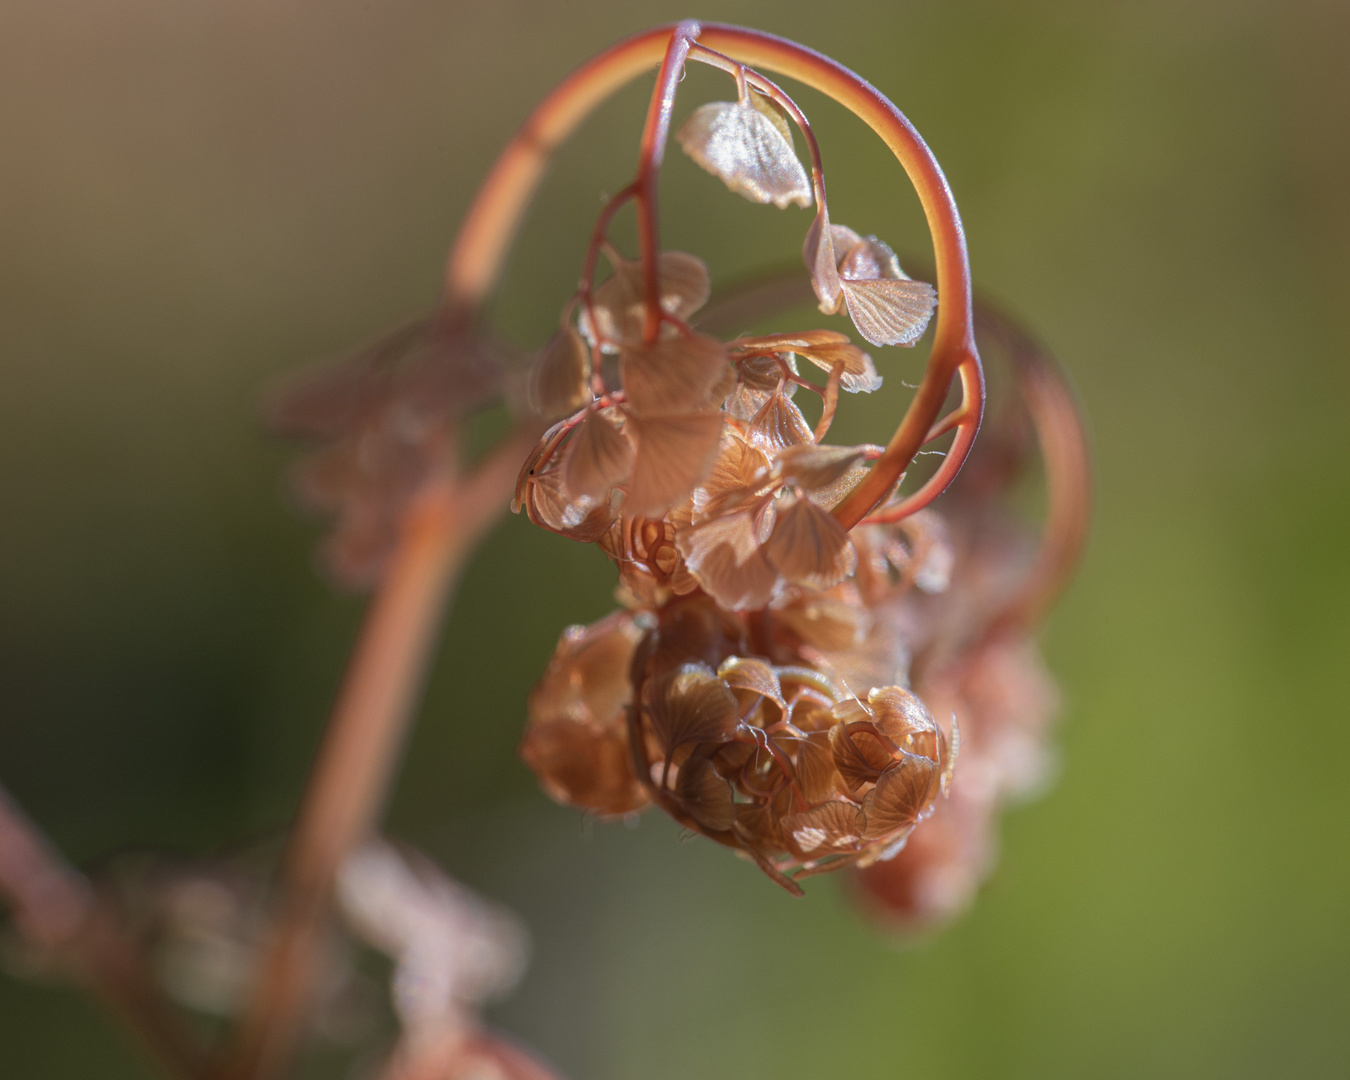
1 1 1347 1076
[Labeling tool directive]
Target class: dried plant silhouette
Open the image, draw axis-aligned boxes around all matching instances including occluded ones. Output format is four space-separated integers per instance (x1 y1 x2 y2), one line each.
0 20 1088 1080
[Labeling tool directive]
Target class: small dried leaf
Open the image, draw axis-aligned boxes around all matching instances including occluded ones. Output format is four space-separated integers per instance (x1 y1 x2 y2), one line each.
675 756 736 832
585 252 712 347
625 412 725 517
735 352 793 393
802 211 846 314
531 613 641 727
524 468 619 542
867 686 937 758
747 391 814 455
860 753 939 839
749 89 795 145
782 800 864 858
837 232 903 280
563 410 634 501
829 721 885 792
734 329 881 394
735 801 785 852
620 333 731 417
764 495 857 588
773 443 868 491
520 715 648 817
717 657 785 723
531 326 591 419
647 663 739 751
775 594 866 652
802 215 937 347
692 436 772 520
820 632 911 702
677 512 780 611
677 99 812 209
794 734 845 803
840 278 937 348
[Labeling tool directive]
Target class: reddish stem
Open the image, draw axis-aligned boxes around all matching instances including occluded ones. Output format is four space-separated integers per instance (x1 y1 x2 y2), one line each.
441 23 981 529
862 356 984 523
633 22 700 342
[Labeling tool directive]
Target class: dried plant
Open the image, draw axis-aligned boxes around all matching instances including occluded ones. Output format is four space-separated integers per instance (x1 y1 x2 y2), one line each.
0 20 1088 1079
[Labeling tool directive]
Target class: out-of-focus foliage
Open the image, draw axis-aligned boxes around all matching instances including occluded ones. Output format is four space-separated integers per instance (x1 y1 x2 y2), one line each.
0 1 1346 1077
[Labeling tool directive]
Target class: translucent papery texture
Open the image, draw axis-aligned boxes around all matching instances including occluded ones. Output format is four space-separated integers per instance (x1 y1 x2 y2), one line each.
519 612 650 818
580 252 711 350
530 326 591 419
677 95 813 209
852 638 1056 929
803 212 937 348
521 544 963 892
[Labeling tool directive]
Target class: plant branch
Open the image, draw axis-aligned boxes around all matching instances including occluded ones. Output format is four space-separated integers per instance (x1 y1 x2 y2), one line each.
634 21 700 341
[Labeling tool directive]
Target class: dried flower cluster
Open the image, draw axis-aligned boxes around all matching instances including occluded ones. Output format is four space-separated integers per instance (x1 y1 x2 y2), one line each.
512 25 1085 910
514 38 969 897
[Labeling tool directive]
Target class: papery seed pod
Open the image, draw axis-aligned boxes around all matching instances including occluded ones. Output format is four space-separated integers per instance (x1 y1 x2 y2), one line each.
677 93 813 209
581 251 711 349
520 613 649 817
624 412 725 517
732 330 882 394
619 332 732 417
530 326 592 419
562 409 634 501
803 211 937 347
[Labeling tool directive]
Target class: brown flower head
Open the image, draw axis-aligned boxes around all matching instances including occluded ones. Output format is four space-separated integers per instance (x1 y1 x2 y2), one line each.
503 26 1085 904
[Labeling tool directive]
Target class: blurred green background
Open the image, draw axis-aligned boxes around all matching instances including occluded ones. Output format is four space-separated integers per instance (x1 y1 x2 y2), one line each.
2 1 1347 1077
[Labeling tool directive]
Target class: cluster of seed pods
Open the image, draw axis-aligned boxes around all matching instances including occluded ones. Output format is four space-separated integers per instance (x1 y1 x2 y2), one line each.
507 26 981 894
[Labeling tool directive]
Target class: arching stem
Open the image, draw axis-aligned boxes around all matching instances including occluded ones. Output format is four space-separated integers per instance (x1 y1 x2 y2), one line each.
441 22 981 529
633 22 700 342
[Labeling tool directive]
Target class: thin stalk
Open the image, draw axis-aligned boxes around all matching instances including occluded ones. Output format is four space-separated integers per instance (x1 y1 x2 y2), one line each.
634 22 699 341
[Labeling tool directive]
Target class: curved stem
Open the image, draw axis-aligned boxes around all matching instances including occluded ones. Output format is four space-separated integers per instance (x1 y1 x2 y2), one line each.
977 318 1092 642
440 22 979 528
862 356 984 523
634 22 700 341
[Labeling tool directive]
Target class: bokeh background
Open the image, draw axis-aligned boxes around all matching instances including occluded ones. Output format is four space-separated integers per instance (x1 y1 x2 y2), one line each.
2 1 1347 1077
